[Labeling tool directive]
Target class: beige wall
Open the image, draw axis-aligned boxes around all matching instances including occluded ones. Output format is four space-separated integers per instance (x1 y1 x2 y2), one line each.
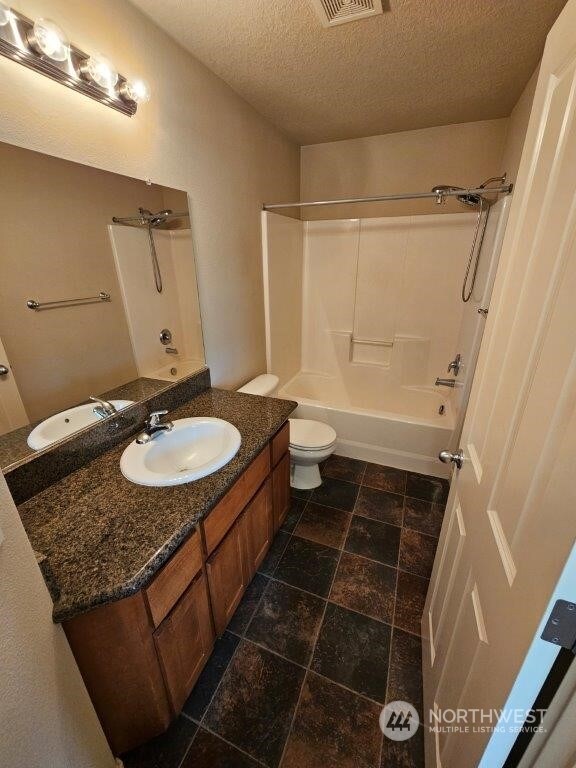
300 119 509 220
0 142 169 422
261 212 303 386
0 473 114 767
0 1 299 763
501 68 540 182
0 0 300 389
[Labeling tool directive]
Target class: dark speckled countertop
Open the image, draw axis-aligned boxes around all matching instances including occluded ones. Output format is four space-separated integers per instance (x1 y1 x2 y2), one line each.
18 388 296 623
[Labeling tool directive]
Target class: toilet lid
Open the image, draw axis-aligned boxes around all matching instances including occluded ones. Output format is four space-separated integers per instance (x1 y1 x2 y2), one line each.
289 419 337 450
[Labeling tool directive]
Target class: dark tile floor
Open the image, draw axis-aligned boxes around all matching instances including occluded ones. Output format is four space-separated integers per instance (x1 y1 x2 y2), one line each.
123 457 449 768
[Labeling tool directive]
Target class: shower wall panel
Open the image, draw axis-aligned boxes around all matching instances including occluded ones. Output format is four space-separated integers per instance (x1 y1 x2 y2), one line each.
302 213 476 388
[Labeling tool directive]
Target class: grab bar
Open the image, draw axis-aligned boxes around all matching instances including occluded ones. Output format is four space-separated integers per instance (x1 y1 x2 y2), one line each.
27 292 111 311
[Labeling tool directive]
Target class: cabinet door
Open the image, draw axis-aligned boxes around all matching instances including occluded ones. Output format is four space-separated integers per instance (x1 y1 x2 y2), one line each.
207 518 248 636
154 573 214 714
272 452 291 533
242 479 273 578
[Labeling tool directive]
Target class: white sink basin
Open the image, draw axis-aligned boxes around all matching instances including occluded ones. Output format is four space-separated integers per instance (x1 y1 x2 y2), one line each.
120 417 242 487
27 400 135 450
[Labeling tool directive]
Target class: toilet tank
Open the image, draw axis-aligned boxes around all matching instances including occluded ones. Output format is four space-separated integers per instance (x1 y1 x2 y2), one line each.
237 374 279 396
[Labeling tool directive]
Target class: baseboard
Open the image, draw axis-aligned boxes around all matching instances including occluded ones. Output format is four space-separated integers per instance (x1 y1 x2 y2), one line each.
335 438 450 478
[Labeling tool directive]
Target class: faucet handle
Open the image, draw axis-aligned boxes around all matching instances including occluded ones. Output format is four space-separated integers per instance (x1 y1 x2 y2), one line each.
148 409 168 426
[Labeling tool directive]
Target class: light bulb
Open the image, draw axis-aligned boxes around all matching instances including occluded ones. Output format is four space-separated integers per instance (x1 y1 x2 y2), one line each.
120 78 150 104
0 2 11 27
28 18 69 62
81 53 118 89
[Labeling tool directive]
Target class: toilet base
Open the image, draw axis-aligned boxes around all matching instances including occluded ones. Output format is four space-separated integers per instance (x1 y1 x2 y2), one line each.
291 462 322 490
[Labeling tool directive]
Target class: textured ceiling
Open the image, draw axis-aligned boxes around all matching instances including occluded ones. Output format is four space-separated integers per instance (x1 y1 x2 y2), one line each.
129 0 567 144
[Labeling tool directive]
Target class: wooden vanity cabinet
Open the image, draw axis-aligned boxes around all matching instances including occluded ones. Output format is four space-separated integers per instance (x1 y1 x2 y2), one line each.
63 421 291 755
206 476 274 636
207 516 249 636
272 453 291 532
242 478 273 577
271 422 291 532
154 573 213 713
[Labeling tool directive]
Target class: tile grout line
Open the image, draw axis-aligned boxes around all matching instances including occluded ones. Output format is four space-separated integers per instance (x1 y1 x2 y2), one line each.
199 493 309 767
242 568 425 641
381 544 401 768
189 463 439 767
275 486 357 768
193 495 311 756
193 723 270 768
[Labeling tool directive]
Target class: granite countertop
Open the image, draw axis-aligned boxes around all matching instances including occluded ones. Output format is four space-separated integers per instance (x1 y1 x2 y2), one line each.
18 388 296 623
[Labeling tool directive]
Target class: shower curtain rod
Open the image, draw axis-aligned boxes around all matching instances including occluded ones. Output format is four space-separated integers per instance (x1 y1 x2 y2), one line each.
112 210 189 225
262 183 513 210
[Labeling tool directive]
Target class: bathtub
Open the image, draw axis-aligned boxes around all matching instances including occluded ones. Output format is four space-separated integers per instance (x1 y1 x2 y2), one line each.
147 358 206 382
278 371 452 478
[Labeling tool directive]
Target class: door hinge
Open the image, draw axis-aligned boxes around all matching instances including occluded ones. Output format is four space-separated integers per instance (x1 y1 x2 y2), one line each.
541 600 576 652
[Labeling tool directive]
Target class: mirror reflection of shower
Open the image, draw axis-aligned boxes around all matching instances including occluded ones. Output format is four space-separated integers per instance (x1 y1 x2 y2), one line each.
431 175 507 302
112 208 190 293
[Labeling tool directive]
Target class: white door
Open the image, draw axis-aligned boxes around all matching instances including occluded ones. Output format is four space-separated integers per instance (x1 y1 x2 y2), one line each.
0 337 28 436
422 2 576 766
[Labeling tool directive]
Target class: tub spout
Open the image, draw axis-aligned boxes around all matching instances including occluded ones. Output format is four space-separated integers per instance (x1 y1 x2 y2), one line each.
435 378 456 388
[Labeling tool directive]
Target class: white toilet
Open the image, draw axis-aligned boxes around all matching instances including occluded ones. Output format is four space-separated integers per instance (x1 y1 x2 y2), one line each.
237 374 337 489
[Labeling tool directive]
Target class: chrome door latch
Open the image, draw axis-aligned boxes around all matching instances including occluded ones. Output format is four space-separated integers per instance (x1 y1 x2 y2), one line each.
439 449 465 469
541 600 576 653
0 364 8 376
447 353 462 376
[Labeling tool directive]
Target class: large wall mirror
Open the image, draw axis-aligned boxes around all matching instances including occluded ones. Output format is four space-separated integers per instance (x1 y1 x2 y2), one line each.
0 141 205 468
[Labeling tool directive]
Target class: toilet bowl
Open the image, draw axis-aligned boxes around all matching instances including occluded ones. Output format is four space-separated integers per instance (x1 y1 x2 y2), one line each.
288 418 337 489
237 374 337 489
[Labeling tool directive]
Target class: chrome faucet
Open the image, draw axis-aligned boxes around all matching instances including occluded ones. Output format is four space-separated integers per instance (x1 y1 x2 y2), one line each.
435 378 456 388
136 410 174 444
90 396 117 419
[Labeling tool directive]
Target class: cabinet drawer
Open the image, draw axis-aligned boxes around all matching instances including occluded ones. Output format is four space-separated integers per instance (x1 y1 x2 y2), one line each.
145 530 203 628
203 447 270 555
154 573 214 714
271 421 290 467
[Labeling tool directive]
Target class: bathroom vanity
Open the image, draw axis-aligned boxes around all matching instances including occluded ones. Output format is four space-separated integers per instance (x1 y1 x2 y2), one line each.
11 377 294 755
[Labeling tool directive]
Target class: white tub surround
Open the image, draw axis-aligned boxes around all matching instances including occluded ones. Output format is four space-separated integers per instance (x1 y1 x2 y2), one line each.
263 204 509 478
280 372 452 477
109 226 205 381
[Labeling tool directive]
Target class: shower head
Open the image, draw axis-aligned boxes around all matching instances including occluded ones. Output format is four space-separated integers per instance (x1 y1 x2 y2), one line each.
431 175 507 208
150 209 173 227
113 208 191 229
430 185 482 207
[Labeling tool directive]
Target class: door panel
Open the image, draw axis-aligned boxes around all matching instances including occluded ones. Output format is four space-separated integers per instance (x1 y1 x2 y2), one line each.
427 496 466 666
422 3 576 766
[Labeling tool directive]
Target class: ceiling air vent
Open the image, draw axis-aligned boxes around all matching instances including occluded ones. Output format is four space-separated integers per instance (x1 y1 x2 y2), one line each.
310 0 383 27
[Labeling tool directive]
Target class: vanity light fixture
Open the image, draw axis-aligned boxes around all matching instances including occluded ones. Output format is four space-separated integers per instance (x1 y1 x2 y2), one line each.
27 18 69 61
119 78 150 104
79 53 118 89
0 6 149 116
